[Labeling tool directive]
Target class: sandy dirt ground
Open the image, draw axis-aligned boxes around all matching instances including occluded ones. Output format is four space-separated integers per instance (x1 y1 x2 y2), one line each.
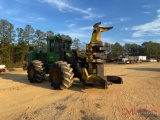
0 62 160 120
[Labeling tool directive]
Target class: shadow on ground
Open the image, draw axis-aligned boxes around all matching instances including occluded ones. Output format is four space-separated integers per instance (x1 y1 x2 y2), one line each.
7 68 22 72
127 68 160 72
0 72 91 92
0 73 53 90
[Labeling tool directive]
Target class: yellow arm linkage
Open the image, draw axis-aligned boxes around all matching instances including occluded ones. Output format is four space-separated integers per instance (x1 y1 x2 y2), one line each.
90 22 113 43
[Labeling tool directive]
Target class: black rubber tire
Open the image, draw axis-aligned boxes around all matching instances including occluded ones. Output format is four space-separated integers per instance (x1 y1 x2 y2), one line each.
49 61 74 90
27 60 45 83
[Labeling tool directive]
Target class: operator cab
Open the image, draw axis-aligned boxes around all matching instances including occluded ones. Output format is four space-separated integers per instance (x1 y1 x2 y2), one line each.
47 34 72 53
61 35 72 51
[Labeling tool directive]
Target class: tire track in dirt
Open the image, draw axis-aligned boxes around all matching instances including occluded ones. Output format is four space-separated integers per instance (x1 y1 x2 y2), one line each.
18 89 112 120
0 85 30 91
16 91 81 120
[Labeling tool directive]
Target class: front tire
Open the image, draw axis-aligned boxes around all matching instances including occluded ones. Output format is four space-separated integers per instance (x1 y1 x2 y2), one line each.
27 60 45 83
49 61 74 90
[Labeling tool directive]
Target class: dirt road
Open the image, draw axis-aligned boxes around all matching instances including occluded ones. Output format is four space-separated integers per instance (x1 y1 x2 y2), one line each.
0 62 160 120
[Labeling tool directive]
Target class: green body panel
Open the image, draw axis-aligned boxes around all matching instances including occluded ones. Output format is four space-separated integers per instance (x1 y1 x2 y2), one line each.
25 34 72 73
26 50 38 63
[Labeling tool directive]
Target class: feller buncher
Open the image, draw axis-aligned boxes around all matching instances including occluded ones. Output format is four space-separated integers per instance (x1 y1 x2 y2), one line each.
26 22 123 89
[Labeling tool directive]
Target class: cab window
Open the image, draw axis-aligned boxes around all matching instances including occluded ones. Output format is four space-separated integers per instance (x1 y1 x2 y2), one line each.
63 42 70 50
50 41 54 52
55 41 61 52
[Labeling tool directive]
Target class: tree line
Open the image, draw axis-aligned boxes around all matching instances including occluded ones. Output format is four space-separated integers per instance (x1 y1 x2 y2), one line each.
0 19 160 67
0 19 54 67
107 42 160 60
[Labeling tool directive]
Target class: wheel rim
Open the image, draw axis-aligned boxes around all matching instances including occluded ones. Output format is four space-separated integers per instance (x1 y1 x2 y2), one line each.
30 67 34 77
53 69 60 81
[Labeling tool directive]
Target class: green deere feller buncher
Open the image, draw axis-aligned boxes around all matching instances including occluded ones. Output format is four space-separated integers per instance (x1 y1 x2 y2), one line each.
25 22 123 90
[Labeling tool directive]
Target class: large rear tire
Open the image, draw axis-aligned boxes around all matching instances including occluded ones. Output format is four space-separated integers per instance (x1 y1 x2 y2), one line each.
27 60 45 83
49 61 74 90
